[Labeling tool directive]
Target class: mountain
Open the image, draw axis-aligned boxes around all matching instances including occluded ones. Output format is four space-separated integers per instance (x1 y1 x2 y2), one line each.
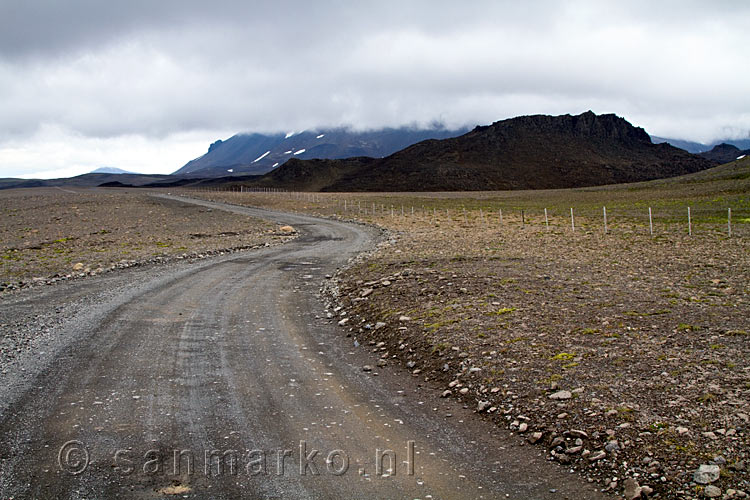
90 166 136 174
251 111 715 192
649 136 710 153
174 126 469 177
699 143 750 164
0 173 174 190
650 136 750 153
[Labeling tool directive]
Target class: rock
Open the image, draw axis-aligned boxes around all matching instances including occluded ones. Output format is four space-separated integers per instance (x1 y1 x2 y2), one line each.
360 288 374 297
374 322 386 329
550 436 564 448
406 361 416 369
398 315 411 321
441 390 451 398
477 401 491 412
376 359 387 367
518 423 528 433
459 387 469 395
704 485 721 498
604 441 620 453
72 262 84 271
338 318 349 326
676 426 689 435
623 478 642 500
528 432 543 444
730 461 746 472
362 365 373 372
588 450 606 462
693 464 720 484
279 225 295 233
568 429 588 439
641 485 653 496
549 390 572 400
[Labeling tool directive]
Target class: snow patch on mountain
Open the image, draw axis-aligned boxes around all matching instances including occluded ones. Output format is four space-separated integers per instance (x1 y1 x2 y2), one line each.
253 151 271 163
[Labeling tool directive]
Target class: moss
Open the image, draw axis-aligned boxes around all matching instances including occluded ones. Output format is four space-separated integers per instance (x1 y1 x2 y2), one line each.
550 352 576 361
487 307 517 316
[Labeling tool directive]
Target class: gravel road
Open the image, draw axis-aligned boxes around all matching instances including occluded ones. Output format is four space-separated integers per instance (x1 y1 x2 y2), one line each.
0 194 607 499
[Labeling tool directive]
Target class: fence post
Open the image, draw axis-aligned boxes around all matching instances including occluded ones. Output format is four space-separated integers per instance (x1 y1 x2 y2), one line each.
649 207 653 235
688 207 692 236
570 208 575 232
544 208 549 231
728 208 732 237
499 208 503 225
603 206 608 234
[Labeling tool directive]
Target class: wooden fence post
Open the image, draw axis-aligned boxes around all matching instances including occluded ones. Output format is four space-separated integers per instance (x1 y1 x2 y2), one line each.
728 208 732 237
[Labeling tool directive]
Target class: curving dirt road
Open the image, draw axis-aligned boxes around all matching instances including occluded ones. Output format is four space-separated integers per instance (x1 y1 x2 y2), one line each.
0 194 607 499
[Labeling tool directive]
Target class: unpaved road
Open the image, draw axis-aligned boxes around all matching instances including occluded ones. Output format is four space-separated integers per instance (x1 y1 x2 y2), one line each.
0 195 607 499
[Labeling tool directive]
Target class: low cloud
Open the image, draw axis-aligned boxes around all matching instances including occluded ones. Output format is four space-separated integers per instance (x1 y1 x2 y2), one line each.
1 1 749 177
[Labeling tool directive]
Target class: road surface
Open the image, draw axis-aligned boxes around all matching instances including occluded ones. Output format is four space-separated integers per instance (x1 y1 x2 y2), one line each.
0 194 607 499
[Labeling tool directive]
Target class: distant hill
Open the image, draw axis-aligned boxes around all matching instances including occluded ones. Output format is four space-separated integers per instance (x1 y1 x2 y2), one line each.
174 126 469 177
252 111 715 192
650 136 750 154
698 143 750 164
90 166 136 174
0 173 174 190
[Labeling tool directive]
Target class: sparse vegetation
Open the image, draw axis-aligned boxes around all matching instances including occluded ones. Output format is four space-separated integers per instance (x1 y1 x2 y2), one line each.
0 188 282 283
174 159 750 497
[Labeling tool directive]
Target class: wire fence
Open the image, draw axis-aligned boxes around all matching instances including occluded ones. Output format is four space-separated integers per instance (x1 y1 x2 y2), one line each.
183 187 750 238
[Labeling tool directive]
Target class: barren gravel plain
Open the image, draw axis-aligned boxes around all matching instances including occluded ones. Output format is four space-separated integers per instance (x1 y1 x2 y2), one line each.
0 191 608 499
0 187 288 288
189 157 750 499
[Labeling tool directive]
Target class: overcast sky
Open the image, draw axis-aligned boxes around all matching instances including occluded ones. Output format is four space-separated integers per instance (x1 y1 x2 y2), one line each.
1 0 749 178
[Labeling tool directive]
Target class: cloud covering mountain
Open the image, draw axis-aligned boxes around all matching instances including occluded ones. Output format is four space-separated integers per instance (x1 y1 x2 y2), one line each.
1 1 748 178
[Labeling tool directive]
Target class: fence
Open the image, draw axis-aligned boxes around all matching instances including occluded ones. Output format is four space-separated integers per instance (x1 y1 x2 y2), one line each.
183 187 749 238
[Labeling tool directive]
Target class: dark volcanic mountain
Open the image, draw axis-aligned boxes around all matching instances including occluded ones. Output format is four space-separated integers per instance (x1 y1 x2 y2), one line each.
699 143 750 164
255 111 715 191
174 126 468 177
